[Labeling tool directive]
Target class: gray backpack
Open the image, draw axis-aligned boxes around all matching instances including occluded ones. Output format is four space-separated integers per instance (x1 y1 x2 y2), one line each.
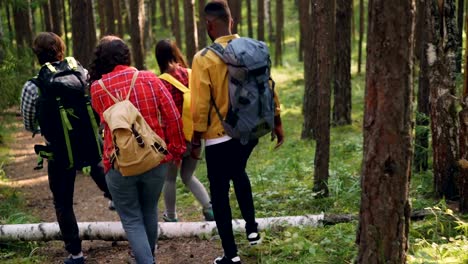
208 37 275 145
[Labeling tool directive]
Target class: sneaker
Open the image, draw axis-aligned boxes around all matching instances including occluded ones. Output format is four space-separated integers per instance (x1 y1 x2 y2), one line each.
64 255 85 264
247 232 262 245
213 256 241 264
108 200 116 211
203 208 215 221
162 213 178 222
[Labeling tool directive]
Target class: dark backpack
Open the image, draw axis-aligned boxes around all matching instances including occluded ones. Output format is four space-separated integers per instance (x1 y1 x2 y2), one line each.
208 37 276 145
32 57 102 169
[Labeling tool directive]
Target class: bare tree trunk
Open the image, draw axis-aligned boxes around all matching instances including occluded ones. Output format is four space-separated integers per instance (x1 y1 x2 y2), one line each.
274 0 283 66
356 0 415 262
247 0 253 38
12 0 33 50
414 0 430 172
50 0 63 36
97 0 106 38
62 0 70 56
114 0 124 37
428 0 459 200
143 0 152 51
312 0 334 197
197 0 207 48
302 0 317 140
71 0 96 67
456 0 464 72
129 0 146 69
266 0 274 43
357 0 364 74
5 3 14 41
105 0 116 35
160 0 168 28
333 0 352 126
184 0 197 65
42 0 53 32
228 0 242 34
173 0 182 48
298 0 308 62
257 0 265 41
461 6 468 214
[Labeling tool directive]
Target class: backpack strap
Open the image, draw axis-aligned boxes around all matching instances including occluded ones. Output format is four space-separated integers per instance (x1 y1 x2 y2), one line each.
207 43 226 62
98 70 139 103
159 73 190 93
65 57 78 70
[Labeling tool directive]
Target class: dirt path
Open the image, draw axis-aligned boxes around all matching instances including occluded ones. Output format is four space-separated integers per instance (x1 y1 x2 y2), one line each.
3 115 257 264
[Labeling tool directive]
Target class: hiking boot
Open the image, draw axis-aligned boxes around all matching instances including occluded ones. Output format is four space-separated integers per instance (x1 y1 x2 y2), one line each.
203 208 215 221
64 255 85 264
213 256 241 264
247 232 262 246
162 213 178 222
108 200 116 211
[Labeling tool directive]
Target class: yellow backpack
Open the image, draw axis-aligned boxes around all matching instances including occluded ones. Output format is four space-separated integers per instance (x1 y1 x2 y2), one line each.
98 71 168 176
159 70 193 141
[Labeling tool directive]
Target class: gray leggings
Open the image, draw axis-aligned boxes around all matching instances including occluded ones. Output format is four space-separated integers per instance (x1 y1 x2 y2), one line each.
163 145 211 218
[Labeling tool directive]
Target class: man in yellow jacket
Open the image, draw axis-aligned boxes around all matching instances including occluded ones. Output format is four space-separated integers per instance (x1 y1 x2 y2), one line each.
190 1 284 264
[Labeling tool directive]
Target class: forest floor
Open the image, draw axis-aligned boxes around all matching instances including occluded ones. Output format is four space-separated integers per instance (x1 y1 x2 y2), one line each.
2 113 257 264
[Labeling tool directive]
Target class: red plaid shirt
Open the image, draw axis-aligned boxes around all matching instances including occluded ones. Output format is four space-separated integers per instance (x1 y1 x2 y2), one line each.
159 66 189 115
91 65 186 172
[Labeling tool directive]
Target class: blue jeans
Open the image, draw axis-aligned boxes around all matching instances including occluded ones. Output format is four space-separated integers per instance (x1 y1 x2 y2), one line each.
106 164 167 264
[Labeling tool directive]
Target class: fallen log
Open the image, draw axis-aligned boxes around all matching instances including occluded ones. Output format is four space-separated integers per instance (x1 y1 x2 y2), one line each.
0 214 325 242
0 211 432 242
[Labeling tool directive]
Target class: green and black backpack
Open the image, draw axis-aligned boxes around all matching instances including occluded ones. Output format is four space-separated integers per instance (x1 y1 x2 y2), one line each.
31 57 102 169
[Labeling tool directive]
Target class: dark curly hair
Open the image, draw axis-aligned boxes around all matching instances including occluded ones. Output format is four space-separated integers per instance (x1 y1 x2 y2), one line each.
89 36 131 84
155 39 187 74
33 32 65 65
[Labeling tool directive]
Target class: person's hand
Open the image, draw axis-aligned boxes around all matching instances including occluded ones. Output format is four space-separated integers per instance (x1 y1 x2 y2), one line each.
190 131 203 160
271 115 284 149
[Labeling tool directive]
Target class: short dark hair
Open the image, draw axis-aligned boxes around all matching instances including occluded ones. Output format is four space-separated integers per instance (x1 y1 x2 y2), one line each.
32 32 65 65
204 0 231 25
155 39 187 74
89 35 131 83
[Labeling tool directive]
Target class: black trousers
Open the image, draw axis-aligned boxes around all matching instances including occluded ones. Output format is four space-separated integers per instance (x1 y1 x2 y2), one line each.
205 138 259 258
48 160 111 255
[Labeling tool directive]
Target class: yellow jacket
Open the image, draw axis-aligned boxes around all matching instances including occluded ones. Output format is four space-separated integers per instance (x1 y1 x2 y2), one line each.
190 34 280 140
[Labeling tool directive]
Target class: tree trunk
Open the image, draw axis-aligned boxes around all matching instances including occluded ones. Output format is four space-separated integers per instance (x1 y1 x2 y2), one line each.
414 0 430 172
105 0 116 35
456 0 464 72
71 0 96 68
50 0 63 36
184 0 197 66
298 0 308 62
197 0 207 48
333 0 352 126
149 0 157 38
62 0 70 56
0 215 326 242
114 0 124 37
428 0 460 200
12 0 33 50
123 0 131 37
356 1 415 262
459 0 468 214
266 0 274 43
42 1 53 32
97 0 106 38
159 0 168 28
143 0 152 51
0 4 4 64
357 0 364 74
274 0 283 66
173 0 182 48
257 0 265 41
228 0 242 34
312 0 334 197
5 3 14 42
247 0 253 38
302 0 317 140
129 0 146 69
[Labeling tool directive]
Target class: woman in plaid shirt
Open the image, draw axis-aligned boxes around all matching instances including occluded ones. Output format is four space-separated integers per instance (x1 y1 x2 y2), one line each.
89 36 186 264
155 39 214 222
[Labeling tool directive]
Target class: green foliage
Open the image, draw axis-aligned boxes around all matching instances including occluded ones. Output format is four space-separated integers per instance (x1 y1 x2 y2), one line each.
0 43 35 112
